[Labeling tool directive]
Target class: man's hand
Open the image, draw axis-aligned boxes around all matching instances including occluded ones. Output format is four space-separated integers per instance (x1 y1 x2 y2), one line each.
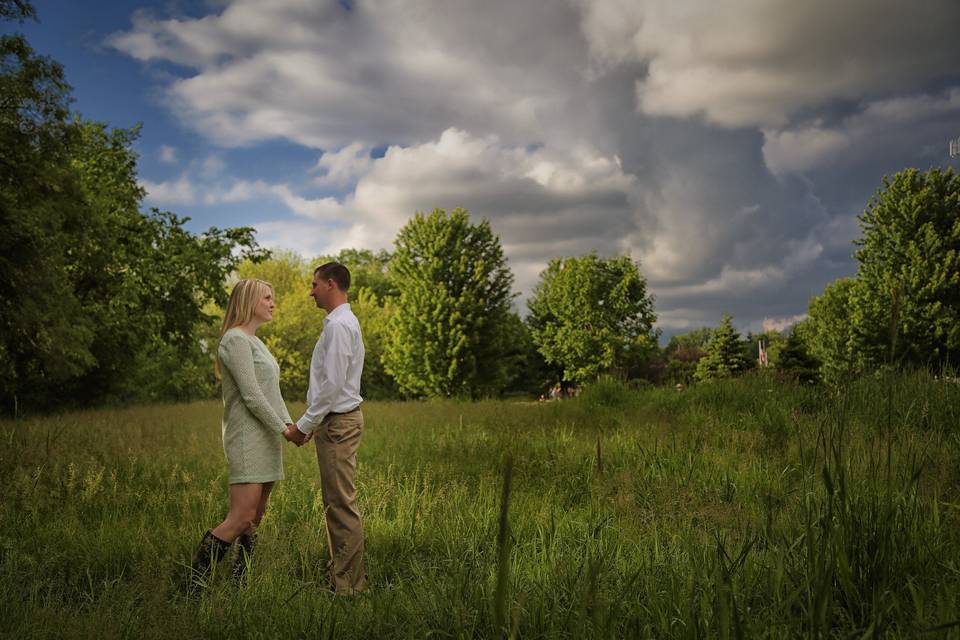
283 423 310 446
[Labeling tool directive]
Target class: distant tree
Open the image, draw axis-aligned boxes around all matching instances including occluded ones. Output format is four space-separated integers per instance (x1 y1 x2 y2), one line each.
663 328 713 385
695 314 748 382
666 328 714 353
852 168 960 370
776 322 821 384
804 278 861 384
383 208 515 397
527 253 658 385
499 312 555 396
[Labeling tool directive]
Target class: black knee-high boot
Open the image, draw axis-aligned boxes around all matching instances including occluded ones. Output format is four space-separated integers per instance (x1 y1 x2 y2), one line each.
186 529 232 595
232 531 257 585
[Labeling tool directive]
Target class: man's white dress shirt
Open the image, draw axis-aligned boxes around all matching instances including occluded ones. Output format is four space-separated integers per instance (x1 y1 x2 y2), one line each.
296 303 365 434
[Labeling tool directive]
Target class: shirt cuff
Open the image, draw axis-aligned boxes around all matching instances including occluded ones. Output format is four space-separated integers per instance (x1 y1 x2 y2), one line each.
296 416 315 434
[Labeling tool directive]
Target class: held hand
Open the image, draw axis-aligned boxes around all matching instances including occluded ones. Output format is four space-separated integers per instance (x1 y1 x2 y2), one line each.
283 423 309 447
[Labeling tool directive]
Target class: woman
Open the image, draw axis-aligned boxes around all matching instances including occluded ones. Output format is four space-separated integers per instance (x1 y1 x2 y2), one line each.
187 278 297 592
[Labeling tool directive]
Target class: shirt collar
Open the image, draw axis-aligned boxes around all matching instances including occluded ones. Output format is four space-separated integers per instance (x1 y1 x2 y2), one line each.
323 302 351 324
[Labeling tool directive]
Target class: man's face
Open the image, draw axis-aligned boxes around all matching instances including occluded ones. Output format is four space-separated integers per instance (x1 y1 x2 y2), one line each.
310 274 331 309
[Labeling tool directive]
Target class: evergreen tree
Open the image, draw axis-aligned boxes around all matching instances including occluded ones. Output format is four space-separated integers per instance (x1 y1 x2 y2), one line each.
776 323 821 384
694 314 747 382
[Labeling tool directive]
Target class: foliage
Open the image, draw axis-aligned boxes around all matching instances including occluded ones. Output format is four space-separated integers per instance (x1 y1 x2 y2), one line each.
527 253 658 384
694 314 748 382
852 167 960 370
804 278 861 385
0 5 267 413
663 328 713 385
776 322 821 383
383 208 515 398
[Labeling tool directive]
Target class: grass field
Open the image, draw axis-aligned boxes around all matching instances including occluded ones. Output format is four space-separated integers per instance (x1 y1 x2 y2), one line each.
2 371 960 638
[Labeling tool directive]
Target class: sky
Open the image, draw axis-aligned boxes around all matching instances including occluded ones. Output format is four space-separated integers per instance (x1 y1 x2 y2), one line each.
12 0 960 338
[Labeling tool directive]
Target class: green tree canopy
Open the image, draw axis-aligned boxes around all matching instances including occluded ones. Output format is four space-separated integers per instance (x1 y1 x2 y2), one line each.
0 2 267 413
803 278 860 384
383 208 515 398
852 167 960 370
526 253 658 384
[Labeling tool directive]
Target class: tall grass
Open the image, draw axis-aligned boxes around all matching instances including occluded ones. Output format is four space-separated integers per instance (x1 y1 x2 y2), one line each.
1 370 958 638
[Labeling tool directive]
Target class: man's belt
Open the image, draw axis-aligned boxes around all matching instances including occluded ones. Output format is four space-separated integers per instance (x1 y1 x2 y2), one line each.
329 405 361 416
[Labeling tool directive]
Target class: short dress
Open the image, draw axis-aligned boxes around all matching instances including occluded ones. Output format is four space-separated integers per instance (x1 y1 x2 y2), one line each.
218 327 292 483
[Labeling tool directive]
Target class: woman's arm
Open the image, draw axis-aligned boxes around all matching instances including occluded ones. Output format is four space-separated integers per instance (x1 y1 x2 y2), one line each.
219 333 287 434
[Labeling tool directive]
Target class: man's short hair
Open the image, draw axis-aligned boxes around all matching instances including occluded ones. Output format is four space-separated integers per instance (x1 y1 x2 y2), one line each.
314 262 351 291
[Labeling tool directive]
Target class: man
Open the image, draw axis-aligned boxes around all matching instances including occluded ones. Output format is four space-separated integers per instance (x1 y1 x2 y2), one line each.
283 262 366 593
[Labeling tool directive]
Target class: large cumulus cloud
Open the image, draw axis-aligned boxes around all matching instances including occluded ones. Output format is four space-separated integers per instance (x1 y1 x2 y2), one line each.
114 0 960 333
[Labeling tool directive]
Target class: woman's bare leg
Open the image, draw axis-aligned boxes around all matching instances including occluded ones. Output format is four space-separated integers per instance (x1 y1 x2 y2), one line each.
211 483 265 543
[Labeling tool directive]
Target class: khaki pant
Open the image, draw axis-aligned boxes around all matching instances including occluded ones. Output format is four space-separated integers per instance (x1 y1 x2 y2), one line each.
314 408 365 592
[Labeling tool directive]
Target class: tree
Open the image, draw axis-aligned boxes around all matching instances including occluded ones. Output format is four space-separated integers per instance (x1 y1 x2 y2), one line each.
803 278 860 384
326 248 397 301
852 168 960 370
776 322 821 384
498 311 555 396
351 288 399 399
695 314 748 382
383 208 515 398
527 253 658 385
0 3 89 412
663 328 712 384
0 2 268 412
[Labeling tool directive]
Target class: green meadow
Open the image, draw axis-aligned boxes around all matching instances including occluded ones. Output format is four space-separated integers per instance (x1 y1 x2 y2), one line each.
2 371 959 639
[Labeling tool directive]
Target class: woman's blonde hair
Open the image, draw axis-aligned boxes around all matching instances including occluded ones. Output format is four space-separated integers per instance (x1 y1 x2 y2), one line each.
215 278 274 379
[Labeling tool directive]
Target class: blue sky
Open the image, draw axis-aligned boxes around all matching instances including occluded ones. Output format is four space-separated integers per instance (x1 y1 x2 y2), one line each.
10 0 960 335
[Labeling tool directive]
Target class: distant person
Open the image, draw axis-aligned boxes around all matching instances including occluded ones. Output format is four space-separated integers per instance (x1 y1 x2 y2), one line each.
282 262 367 593
187 278 297 594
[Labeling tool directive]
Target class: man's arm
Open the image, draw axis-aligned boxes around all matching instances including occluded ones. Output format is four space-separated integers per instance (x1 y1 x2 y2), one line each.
296 323 352 434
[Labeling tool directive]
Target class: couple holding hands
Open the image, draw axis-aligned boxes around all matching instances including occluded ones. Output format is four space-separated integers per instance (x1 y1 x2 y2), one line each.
187 262 366 595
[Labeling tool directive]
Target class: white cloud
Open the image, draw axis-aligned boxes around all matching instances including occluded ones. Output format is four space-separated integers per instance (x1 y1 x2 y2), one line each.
115 0 960 332
252 128 641 296
313 143 373 187
158 144 177 164
108 0 589 149
141 175 196 205
200 154 227 179
762 314 807 333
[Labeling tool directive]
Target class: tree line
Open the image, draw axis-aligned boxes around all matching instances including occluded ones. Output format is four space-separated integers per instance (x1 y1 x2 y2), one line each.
2 0 958 415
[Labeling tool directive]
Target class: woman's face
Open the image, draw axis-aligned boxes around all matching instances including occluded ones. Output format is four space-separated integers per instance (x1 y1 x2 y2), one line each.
253 289 275 323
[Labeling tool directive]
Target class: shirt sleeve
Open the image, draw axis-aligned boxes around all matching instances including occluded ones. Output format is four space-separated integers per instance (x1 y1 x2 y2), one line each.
296 322 353 434
219 333 287 434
